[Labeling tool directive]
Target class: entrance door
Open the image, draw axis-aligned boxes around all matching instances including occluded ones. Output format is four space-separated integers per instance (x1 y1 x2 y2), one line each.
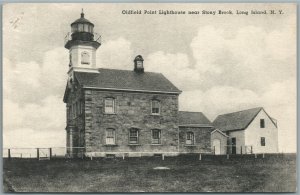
231 137 236 154
212 139 221 155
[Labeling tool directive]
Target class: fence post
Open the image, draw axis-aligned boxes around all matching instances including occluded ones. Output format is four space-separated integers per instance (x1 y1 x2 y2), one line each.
20 153 22 158
255 153 257 158
213 146 215 155
251 146 253 154
37 148 39 160
263 153 265 158
8 149 11 159
122 153 125 160
49 148 52 160
199 153 202 161
241 146 243 155
162 154 165 160
227 154 229 159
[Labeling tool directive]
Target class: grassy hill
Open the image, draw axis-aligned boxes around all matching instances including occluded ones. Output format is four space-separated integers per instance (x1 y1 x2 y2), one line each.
3 154 296 192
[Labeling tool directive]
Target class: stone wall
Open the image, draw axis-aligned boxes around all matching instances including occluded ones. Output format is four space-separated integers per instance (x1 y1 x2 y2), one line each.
65 80 85 156
84 89 179 157
178 126 212 153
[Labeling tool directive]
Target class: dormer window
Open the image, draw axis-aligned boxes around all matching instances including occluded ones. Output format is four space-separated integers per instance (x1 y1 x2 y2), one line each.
134 55 144 73
137 61 143 68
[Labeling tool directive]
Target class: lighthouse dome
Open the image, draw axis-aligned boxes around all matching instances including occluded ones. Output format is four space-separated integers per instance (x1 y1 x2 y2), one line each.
71 12 94 26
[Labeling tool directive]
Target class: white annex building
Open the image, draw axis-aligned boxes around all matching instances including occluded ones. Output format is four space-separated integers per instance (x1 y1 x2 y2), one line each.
211 107 278 155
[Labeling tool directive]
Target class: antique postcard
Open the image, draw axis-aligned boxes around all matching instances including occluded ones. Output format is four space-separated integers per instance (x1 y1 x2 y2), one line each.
3 3 297 192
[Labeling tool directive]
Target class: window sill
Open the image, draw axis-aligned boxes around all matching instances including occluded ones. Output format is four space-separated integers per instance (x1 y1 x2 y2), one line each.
184 145 197 147
104 144 118 147
151 113 160 116
104 113 117 115
128 144 141 146
151 144 162 146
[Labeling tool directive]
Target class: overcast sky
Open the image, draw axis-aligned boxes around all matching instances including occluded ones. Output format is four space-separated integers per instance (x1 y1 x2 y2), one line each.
3 3 296 152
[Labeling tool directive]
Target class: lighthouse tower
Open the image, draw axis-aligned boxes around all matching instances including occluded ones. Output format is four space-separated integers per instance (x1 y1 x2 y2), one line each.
65 11 101 79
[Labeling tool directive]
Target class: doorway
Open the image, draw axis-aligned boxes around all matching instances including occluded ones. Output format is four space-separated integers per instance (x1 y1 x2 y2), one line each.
212 139 221 155
231 137 236 154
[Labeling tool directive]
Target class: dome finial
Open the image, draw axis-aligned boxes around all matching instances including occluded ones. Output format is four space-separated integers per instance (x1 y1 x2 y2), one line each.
81 8 84 18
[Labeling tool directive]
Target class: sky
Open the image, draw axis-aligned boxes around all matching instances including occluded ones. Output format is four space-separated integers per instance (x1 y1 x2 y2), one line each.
3 3 297 152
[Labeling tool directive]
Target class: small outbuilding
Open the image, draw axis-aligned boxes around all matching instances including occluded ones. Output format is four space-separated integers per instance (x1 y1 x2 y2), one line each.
213 107 278 154
211 129 228 155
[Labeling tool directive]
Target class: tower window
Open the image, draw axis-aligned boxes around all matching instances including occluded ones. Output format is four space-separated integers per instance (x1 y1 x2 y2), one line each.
105 98 115 114
152 129 161 144
129 129 139 144
81 52 90 64
260 119 265 128
186 132 195 145
151 100 160 115
106 129 115 145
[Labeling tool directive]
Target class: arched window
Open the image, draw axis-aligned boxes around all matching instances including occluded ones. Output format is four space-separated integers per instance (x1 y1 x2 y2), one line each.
81 51 90 65
186 132 194 145
151 100 160 115
129 128 139 144
106 128 115 145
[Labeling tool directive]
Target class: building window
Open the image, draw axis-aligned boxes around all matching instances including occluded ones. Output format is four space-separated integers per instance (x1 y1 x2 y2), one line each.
152 129 161 144
80 101 84 114
105 98 115 114
76 102 79 116
261 137 266 146
260 119 265 128
106 129 115 145
81 51 90 64
73 103 76 118
151 100 160 115
129 129 139 144
186 132 194 145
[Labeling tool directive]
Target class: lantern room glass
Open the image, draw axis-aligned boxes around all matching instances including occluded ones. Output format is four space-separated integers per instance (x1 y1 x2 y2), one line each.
71 23 94 33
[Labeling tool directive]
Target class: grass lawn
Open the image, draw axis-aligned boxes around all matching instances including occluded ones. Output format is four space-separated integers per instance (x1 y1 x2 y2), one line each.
3 154 296 192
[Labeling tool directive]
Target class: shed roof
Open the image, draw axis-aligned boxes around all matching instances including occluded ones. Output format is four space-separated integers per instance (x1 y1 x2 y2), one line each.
179 111 212 127
73 69 181 94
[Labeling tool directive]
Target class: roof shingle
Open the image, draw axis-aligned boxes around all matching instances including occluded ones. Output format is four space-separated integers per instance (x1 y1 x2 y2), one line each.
212 107 263 132
179 111 212 127
74 69 181 94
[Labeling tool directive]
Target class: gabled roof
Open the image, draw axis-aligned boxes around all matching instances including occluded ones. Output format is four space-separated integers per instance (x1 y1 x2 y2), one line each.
74 69 181 94
179 111 212 127
211 129 229 137
213 107 276 132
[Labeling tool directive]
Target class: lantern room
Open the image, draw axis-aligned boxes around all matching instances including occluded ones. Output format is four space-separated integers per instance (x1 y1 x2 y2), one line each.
70 12 94 42
64 11 101 50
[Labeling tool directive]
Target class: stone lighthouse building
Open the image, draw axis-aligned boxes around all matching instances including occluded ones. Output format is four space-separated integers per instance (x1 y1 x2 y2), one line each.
63 12 213 157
